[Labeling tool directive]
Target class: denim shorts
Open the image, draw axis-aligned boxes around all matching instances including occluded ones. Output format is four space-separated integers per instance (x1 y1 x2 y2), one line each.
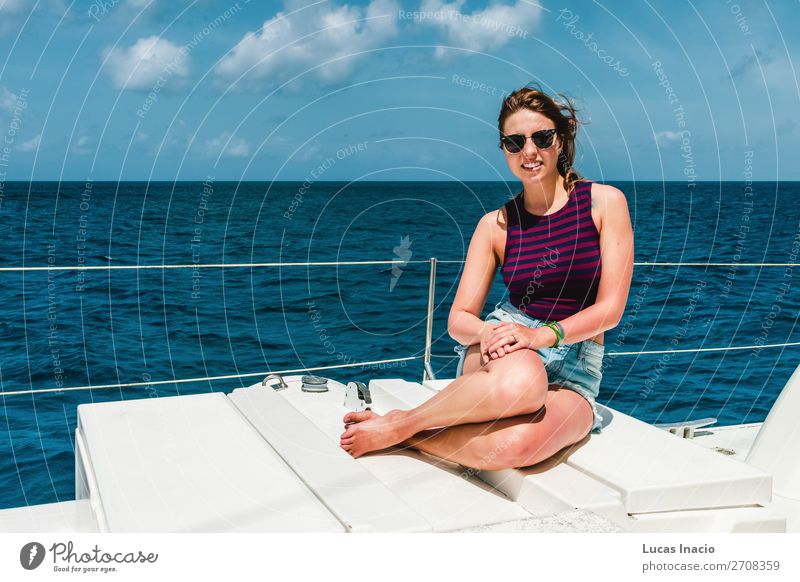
453 300 604 434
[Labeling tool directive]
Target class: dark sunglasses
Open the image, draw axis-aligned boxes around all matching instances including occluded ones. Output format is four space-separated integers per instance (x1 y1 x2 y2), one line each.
498 128 557 153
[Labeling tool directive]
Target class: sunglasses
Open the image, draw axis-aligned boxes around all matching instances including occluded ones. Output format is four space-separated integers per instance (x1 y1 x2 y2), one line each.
499 128 558 153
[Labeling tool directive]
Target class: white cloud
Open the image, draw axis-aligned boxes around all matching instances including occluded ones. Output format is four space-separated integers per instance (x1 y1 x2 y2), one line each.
0 0 34 35
19 133 41 152
0 85 16 112
654 131 683 147
417 0 541 58
72 135 93 155
216 0 399 86
0 0 25 13
102 35 189 91
201 131 251 158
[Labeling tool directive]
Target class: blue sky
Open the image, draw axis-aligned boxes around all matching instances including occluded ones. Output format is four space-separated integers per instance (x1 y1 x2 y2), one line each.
0 0 797 181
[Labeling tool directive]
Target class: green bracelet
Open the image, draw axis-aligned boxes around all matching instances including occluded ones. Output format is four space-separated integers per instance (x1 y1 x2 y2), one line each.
553 321 565 342
544 321 564 348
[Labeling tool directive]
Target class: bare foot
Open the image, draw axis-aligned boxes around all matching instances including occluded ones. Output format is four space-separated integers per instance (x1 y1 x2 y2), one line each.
340 409 408 458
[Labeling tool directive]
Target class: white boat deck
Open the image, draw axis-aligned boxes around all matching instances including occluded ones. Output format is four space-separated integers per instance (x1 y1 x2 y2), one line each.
229 384 530 532
690 423 762 461
75 392 344 532
1 372 797 533
0 500 98 533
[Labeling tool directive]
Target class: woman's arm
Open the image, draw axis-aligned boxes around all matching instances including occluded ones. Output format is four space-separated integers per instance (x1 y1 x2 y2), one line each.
447 212 500 346
556 183 635 343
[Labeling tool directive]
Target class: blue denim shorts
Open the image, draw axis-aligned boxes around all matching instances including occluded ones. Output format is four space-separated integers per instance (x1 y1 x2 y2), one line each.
453 300 604 434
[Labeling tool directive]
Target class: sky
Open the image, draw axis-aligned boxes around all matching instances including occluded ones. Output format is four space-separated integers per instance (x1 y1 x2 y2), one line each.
0 0 797 181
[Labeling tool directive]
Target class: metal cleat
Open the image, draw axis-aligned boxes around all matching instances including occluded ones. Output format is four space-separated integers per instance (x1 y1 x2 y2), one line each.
343 381 372 411
262 373 289 391
654 417 717 439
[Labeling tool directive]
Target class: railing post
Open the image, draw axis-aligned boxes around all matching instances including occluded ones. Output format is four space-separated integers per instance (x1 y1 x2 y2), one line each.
423 257 437 382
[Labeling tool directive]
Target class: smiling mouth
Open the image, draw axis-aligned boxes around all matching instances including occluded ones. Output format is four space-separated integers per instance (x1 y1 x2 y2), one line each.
521 162 543 170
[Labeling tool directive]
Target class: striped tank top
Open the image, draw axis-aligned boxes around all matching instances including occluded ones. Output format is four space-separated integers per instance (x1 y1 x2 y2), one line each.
501 179 602 321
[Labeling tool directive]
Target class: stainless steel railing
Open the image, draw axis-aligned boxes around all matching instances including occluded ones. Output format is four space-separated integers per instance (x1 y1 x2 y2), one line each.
1 257 798 396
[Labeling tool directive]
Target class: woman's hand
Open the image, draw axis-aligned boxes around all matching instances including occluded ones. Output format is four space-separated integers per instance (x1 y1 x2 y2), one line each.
481 322 556 362
479 322 502 364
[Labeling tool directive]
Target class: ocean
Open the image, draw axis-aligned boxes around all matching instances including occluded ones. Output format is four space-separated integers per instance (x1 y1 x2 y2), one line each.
0 180 798 509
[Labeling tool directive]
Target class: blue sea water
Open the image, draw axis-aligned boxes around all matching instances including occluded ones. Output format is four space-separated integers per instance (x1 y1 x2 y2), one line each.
0 180 798 510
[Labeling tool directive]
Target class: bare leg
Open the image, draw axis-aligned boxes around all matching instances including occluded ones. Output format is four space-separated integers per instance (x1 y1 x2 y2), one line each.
401 387 593 470
340 387 594 468
341 348 549 457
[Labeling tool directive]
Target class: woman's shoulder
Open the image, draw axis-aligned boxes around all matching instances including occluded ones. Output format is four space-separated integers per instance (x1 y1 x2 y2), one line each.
585 181 628 231
478 206 509 233
576 178 625 209
586 180 626 204
476 192 517 230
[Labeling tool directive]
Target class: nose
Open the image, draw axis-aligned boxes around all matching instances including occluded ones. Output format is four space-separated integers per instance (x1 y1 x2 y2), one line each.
522 138 539 157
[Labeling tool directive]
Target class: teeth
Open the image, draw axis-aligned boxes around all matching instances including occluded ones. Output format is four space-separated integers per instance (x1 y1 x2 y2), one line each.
522 162 542 169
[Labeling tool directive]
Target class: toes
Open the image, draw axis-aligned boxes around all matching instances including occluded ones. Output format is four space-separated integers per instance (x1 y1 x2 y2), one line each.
341 427 356 439
340 440 361 457
343 410 374 424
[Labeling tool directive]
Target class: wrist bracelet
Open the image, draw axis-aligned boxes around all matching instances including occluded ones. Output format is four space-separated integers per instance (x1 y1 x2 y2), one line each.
553 321 565 343
543 321 564 348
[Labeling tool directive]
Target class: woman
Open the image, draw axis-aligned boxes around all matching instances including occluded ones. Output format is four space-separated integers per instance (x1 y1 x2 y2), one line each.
340 85 634 470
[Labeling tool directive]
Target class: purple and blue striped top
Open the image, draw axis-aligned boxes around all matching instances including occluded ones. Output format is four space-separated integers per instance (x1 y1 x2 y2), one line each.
501 179 602 321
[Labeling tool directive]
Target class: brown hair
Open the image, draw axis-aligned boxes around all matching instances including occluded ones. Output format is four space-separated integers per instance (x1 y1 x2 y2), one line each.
498 83 583 194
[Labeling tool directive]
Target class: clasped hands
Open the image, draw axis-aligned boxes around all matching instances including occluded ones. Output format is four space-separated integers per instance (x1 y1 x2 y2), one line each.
480 321 556 365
